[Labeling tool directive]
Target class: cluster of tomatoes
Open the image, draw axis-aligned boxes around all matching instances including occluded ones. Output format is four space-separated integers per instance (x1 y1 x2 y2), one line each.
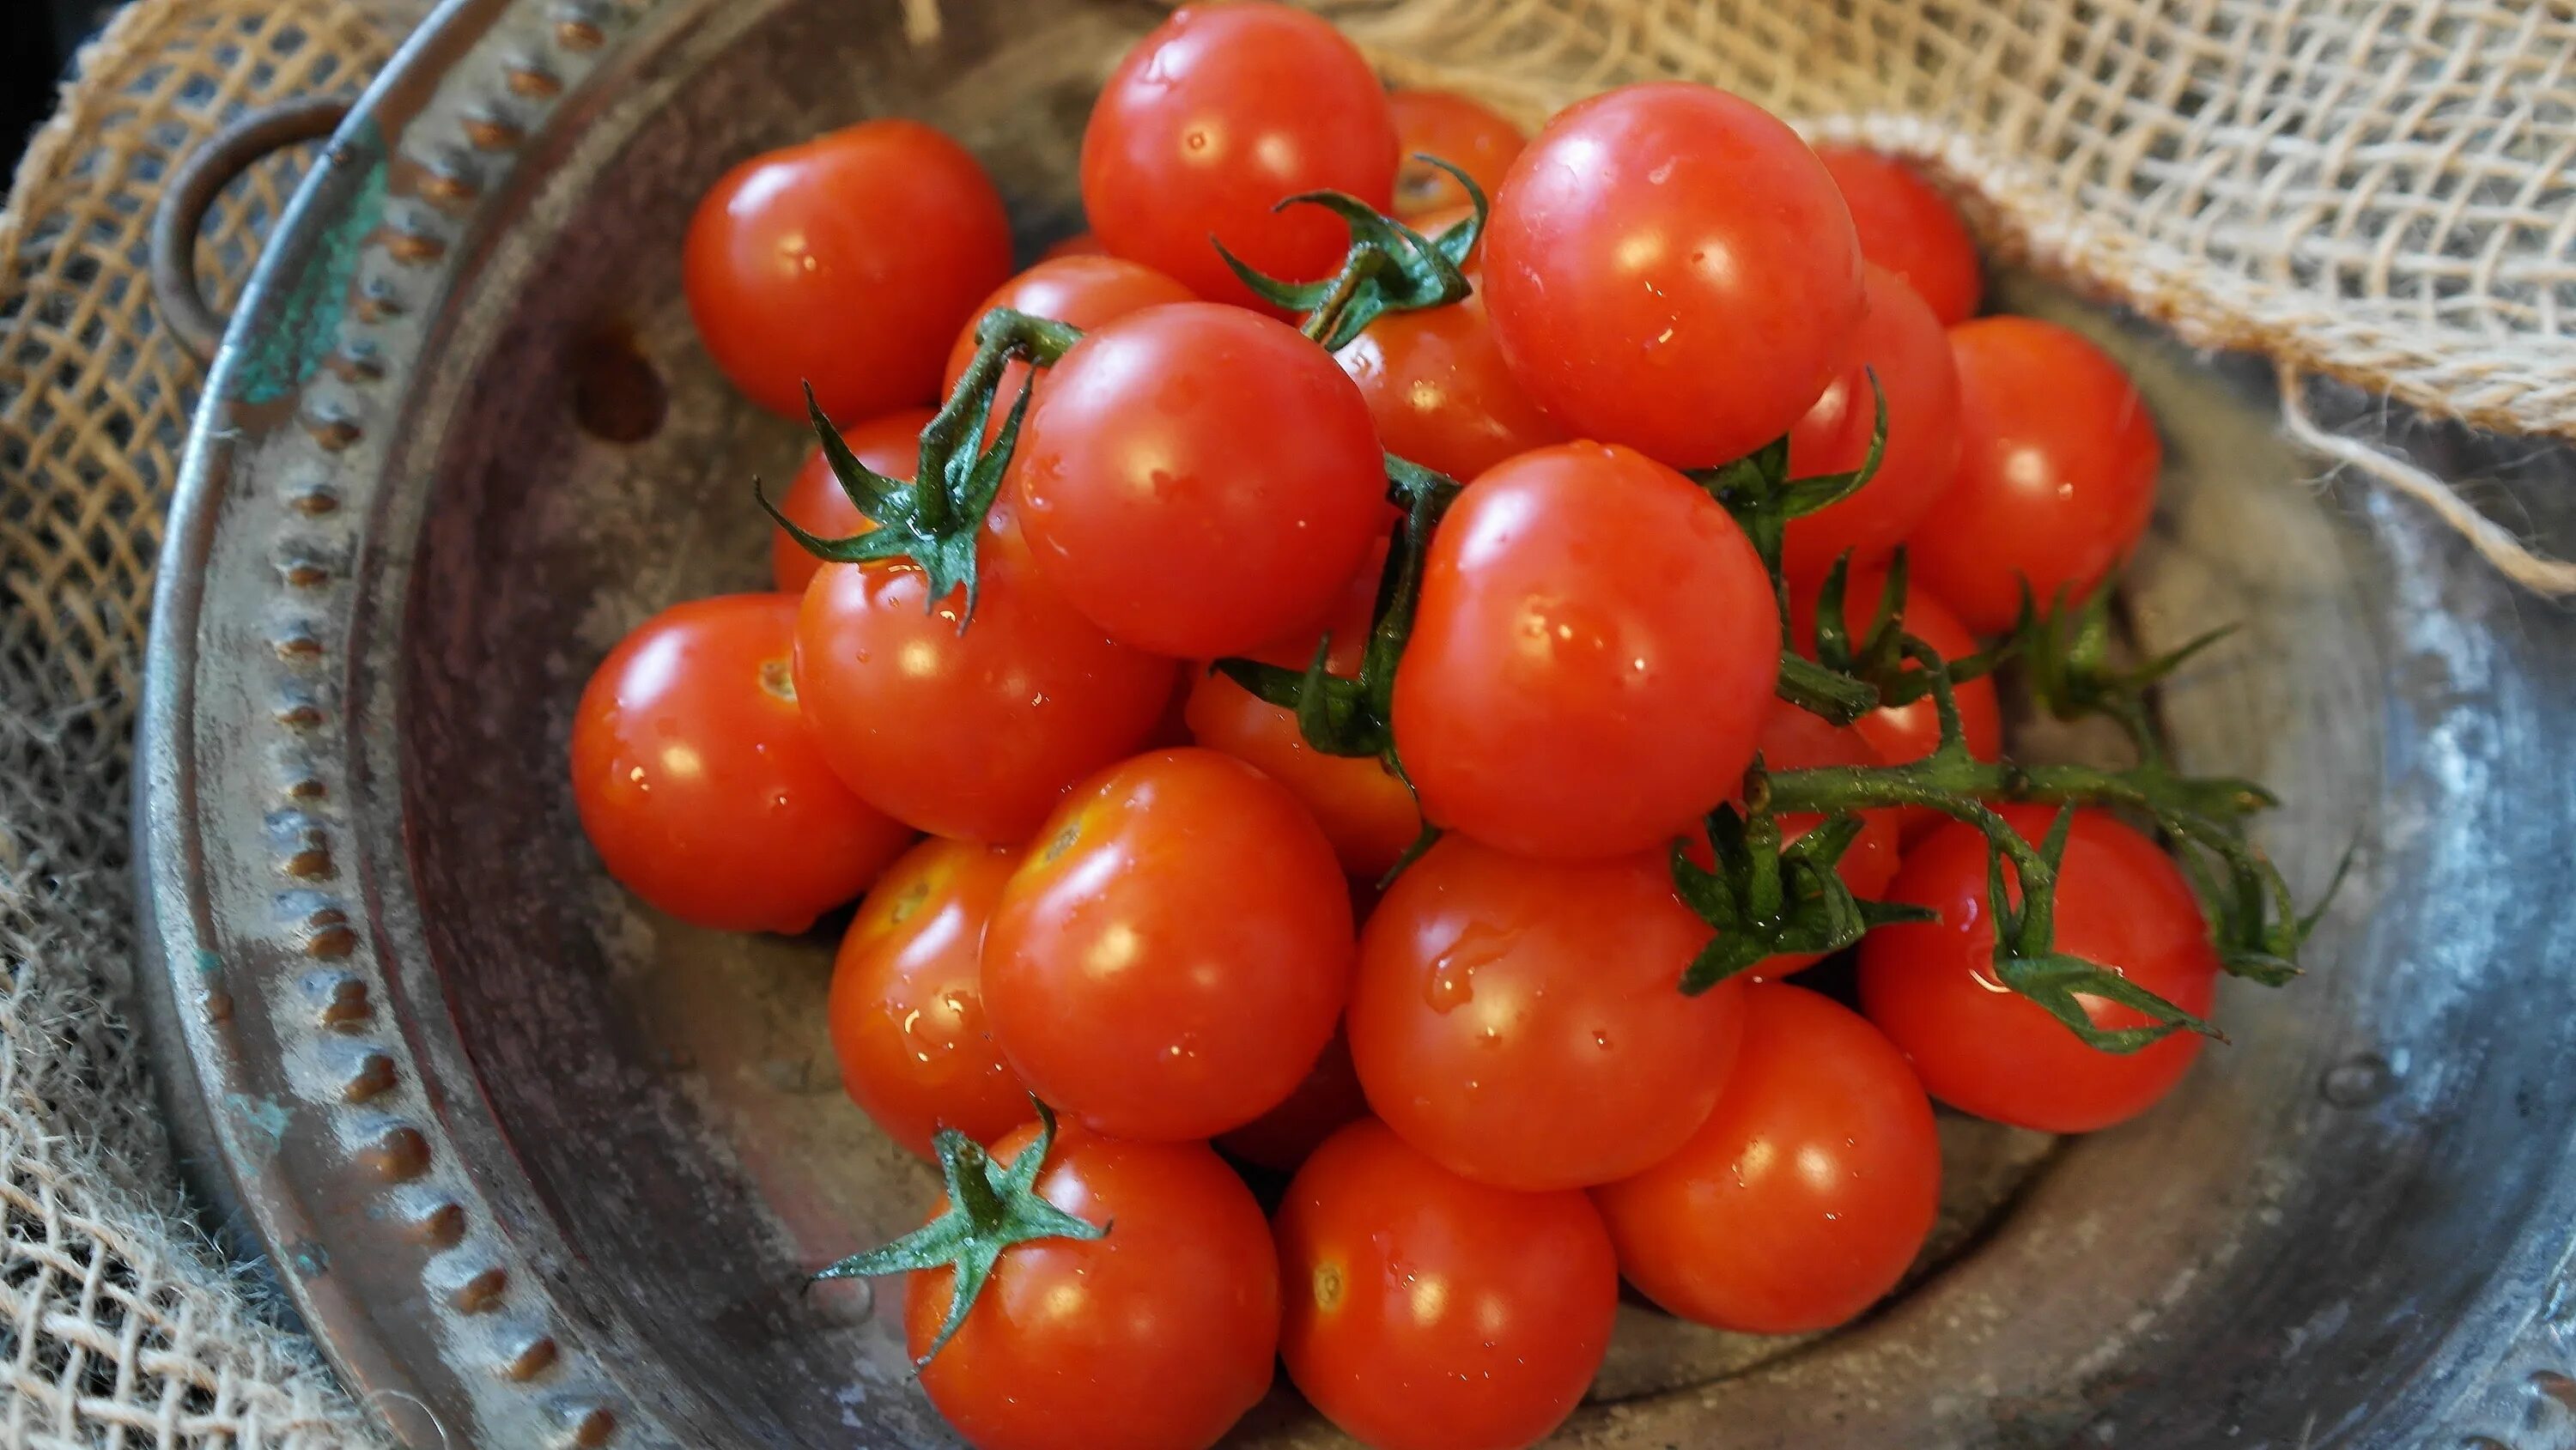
568 5 2246 1448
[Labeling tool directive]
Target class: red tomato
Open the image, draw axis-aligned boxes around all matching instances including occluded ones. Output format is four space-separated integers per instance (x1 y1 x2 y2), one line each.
1485 82 1864 468
768 409 934 595
1791 565 2002 843
1017 303 1388 658
684 121 1012 420
911 1122 1278 1450
981 749 1355 1141
1593 984 1940 1333
1857 806 2220 1132
1781 264 1962 580
792 531 1173 842
1184 548 1422 879
1347 834 1748 1190
1041 231 1104 261
824 839 1027 1159
1388 88 1527 217
1217 1031 1369 1173
569 595 911 934
1735 704 1902 976
1814 147 1983 326
936 255 1196 425
1081 3 1397 308
1277 1119 1619 1450
1393 443 1780 860
1908 317 2163 633
1334 287 1564 482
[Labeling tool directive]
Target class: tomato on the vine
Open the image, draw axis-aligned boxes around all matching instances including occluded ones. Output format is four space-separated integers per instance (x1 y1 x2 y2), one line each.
937 255 1195 426
1277 1119 1619 1450
1347 834 1747 1190
1735 704 1902 975
1081 2 1397 308
1908 317 2163 633
1781 264 1962 580
1334 287 1564 482
1858 805 2220 1132
1388 88 1526 218
684 121 1012 420
768 409 933 595
1485 82 1863 468
981 749 1354 1141
909 1123 1278 1450
1217 1031 1369 1173
1017 302 1387 658
825 838 1027 1159
1594 983 1940 1334
1393 442 1780 860
1791 565 2002 842
1814 147 1983 326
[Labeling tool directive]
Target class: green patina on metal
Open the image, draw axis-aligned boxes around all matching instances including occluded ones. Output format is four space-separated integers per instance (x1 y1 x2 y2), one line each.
230 118 388 405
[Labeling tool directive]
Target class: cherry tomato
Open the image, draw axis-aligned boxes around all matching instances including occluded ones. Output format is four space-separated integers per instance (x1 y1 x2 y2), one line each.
1017 303 1387 658
1217 1031 1368 1172
768 409 933 595
569 595 912 933
1857 806 2220 1132
1593 984 1940 1333
1388 88 1526 217
1781 264 1962 580
1485 82 1863 468
684 120 1012 420
1734 704 1902 975
911 1122 1277 1450
1393 442 1780 860
937 255 1196 431
1335 287 1563 482
1041 231 1104 260
825 839 1027 1159
1814 147 1983 326
1791 565 2002 842
1081 3 1397 308
1348 834 1748 1190
793 528 1174 842
1908 317 2163 633
981 749 1355 1141
1184 549 1422 879
1277 1119 1618 1450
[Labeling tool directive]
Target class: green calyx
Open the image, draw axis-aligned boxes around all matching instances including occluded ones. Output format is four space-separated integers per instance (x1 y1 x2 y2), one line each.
1218 155 1488 350
758 308 1084 623
1671 796 1935 993
809 1100 1103 1368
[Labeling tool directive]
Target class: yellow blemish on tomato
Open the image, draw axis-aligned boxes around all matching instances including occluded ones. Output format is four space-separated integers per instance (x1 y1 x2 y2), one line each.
1311 1260 1346 1313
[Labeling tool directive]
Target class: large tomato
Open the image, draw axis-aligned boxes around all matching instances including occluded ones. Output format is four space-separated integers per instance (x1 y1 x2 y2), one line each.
684 120 1012 420
1484 82 1864 467
1393 442 1780 860
1347 834 1748 1190
937 254 1195 428
569 594 911 933
1857 806 2221 1132
981 749 1354 1141
910 1123 1278 1450
768 408 933 596
1907 317 2163 633
1080 3 1398 307
792 525 1173 843
1780 264 1962 580
1016 302 1388 658
1593 984 1941 1334
1814 147 1984 326
1334 287 1564 482
1388 88 1527 217
824 838 1027 1159
1276 1119 1619 1450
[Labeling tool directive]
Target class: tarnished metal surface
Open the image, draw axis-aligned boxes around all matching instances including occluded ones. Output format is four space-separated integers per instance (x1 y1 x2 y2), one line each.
136 0 2576 1446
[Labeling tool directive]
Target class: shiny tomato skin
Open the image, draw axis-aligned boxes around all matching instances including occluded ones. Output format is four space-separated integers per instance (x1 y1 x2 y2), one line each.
825 838 1027 1159
1348 834 1748 1190
1593 984 1941 1334
936 255 1196 422
1217 1031 1369 1172
1781 264 1963 580
1388 88 1527 217
1277 1119 1619 1450
1041 231 1105 260
792 537 1174 843
1335 288 1564 482
569 594 912 934
1081 3 1398 308
1016 303 1388 658
1858 806 2220 1132
1738 705 1902 976
1485 82 1864 468
981 749 1355 1141
1909 317 2163 633
1814 147 1984 326
910 1122 1278 1450
769 408 934 596
1791 565 2002 842
1393 442 1781 860
683 121 1012 420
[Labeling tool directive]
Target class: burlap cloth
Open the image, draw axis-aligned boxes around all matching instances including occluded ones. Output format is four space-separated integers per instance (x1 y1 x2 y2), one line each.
0 0 2567 1445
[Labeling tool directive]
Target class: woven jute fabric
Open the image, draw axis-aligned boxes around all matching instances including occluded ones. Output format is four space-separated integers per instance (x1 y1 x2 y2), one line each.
0 0 2567 1445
